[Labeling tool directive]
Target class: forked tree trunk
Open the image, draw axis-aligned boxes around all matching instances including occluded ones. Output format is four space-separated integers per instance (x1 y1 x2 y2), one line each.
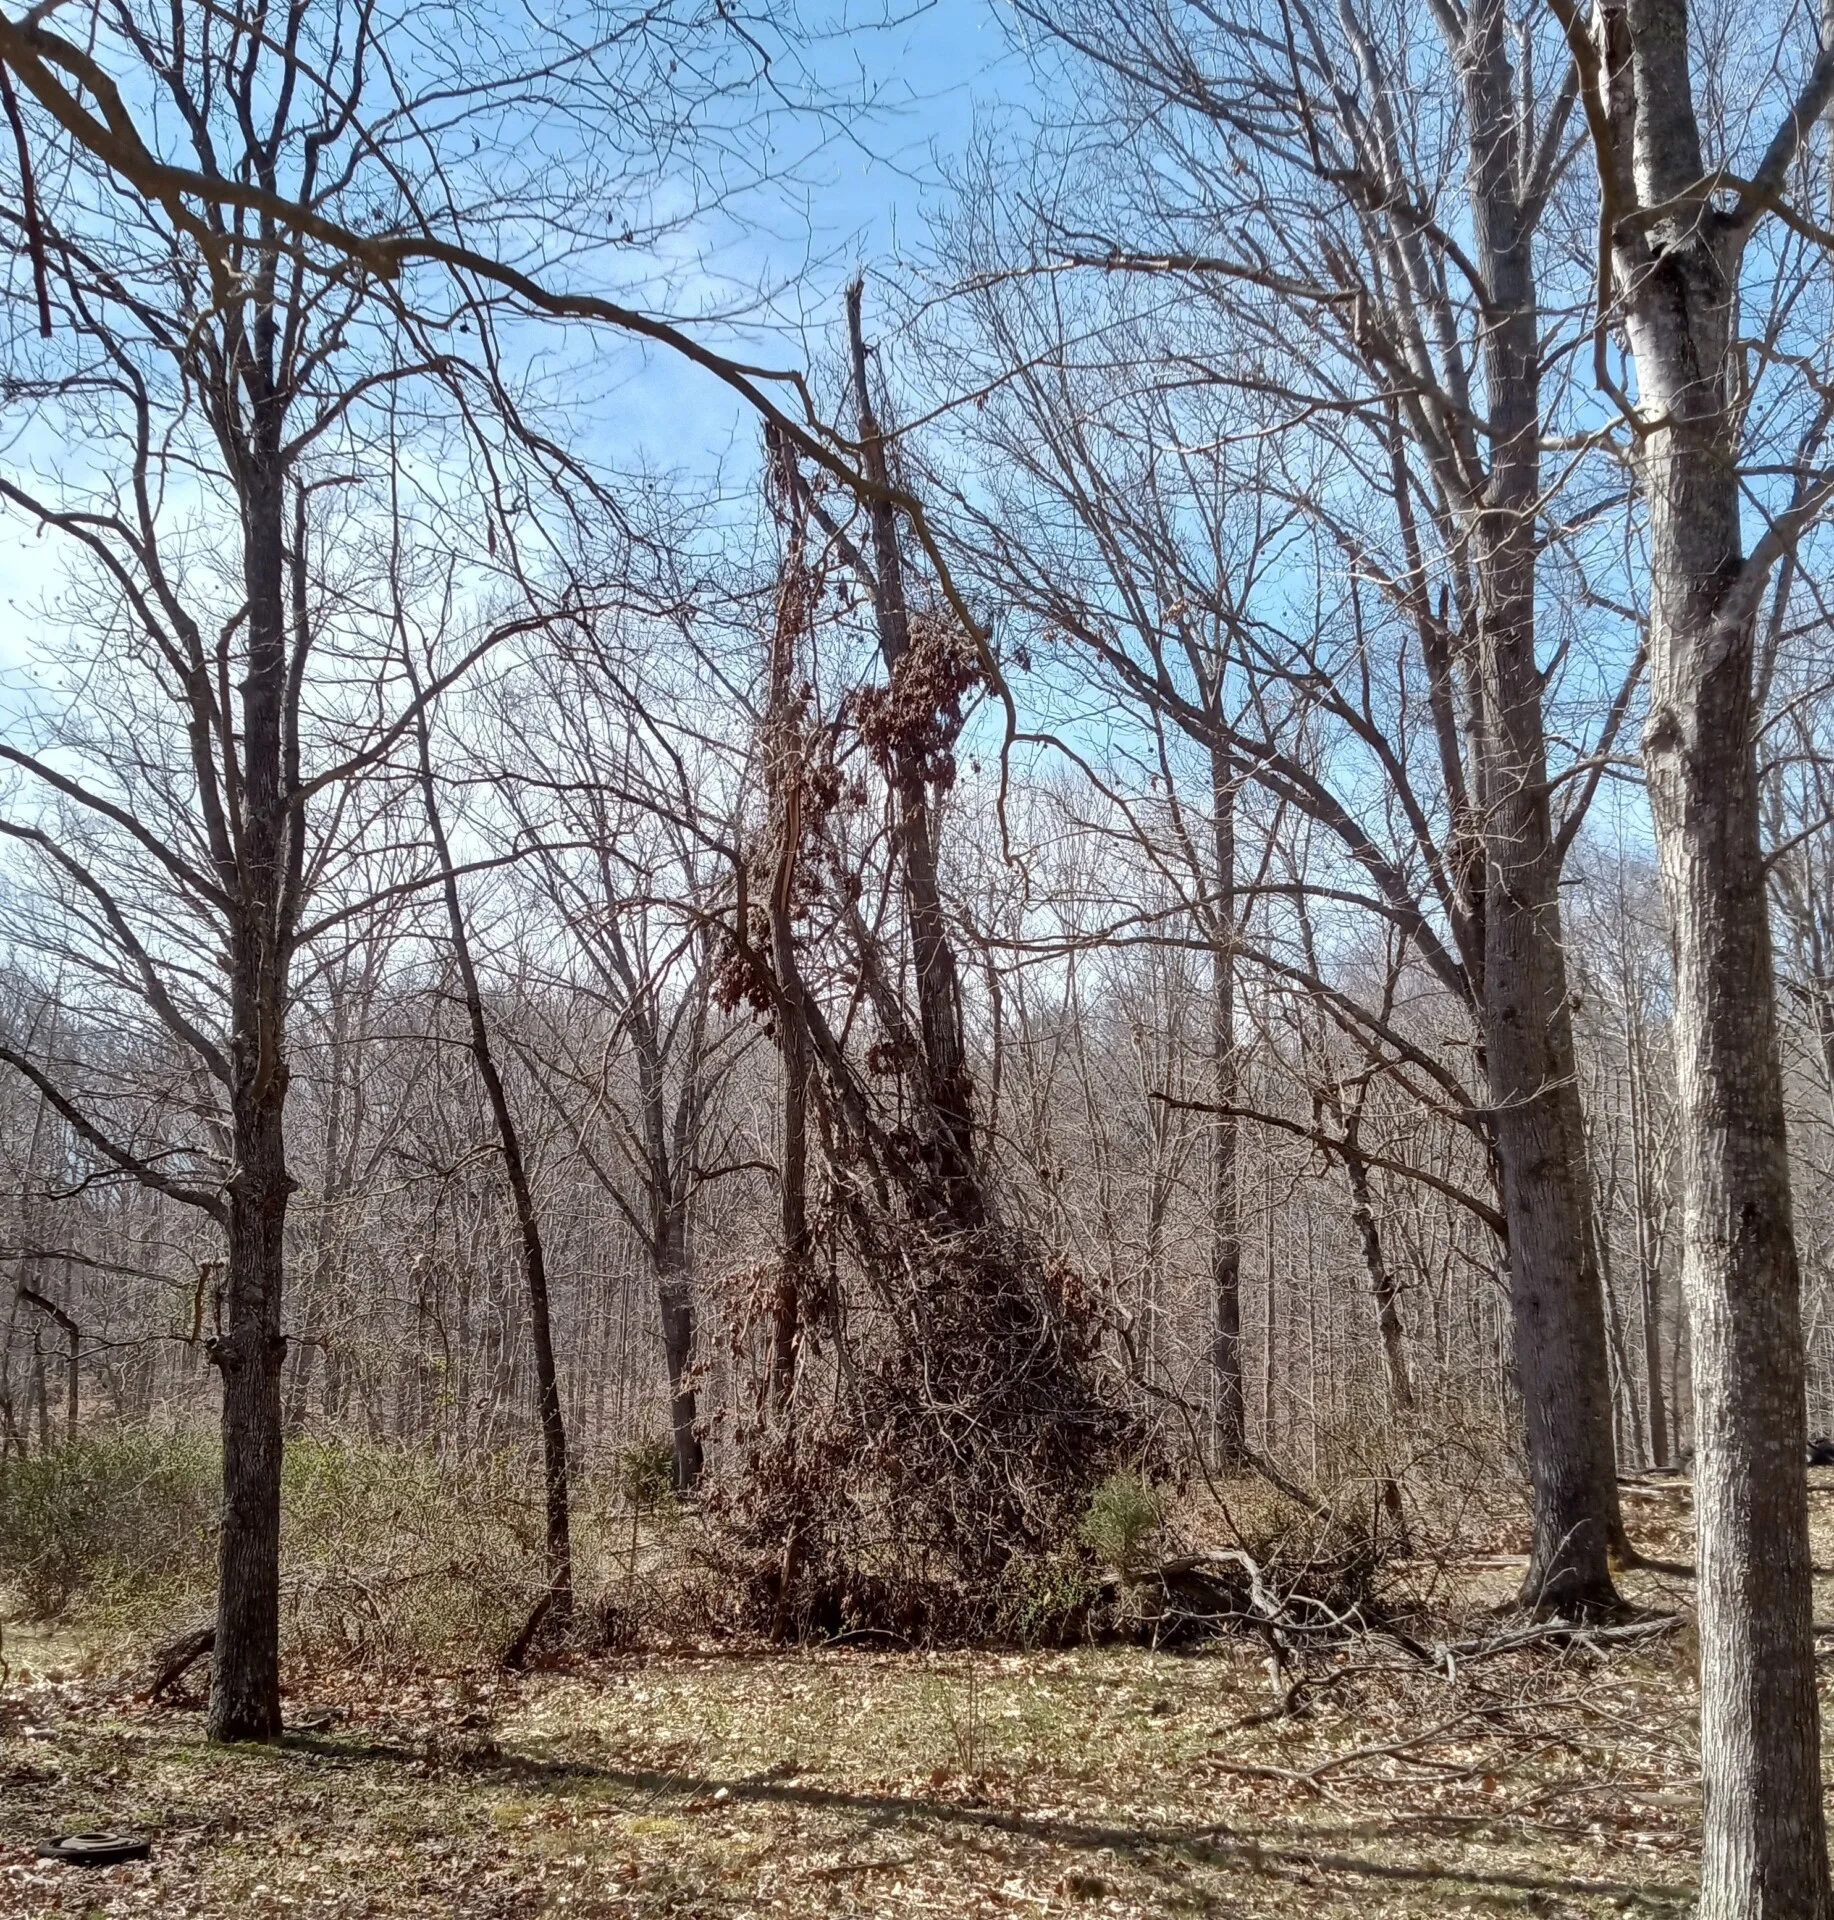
846 282 980 1222
656 1234 703 1491
1594 0 1832 1904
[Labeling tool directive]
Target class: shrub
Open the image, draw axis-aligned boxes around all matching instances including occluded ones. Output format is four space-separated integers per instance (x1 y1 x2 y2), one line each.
275 1438 533 1667
0 1431 615 1666
0 1431 218 1621
1078 1474 1166 1579
991 1551 1101 1646
614 1437 678 1512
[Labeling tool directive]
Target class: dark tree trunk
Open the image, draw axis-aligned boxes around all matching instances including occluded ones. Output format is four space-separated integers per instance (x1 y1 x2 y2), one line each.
770 992 809 1410
630 1013 707 1486
1343 1149 1412 1416
660 1259 702 1497
847 282 980 1223
763 461 812 1408
1627 1018 1671 1468
1340 1139 1412 1546
413 695 572 1614
657 1241 703 1492
1639 1258 1670 1472
208 472 294 1743
18 1287 78 1442
209 1092 289 1741
1208 737 1245 1460
31 1338 47 1454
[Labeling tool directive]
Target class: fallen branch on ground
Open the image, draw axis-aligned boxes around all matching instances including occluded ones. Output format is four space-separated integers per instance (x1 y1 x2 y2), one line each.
500 1589 556 1671
147 1622 214 1698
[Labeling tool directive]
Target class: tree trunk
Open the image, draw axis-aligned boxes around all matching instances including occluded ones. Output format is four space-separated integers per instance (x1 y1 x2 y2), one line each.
1639 1253 1670 1472
18 1286 78 1443
1340 1143 1412 1546
653 1175 702 1489
1627 1015 1671 1468
771 996 809 1410
1628 203 1828 1920
846 281 979 1221
1259 1154 1276 1447
209 1083 290 1741
1600 0 1832 1901
1643 400 1829 1918
413 693 572 1616
208 470 294 1743
285 995 350 1436
1465 50 1622 1606
763 450 812 1408
31 1336 47 1454
1344 1149 1412 1416
1209 737 1245 1461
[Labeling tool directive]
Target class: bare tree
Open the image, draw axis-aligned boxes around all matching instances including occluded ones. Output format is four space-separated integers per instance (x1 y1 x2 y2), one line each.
409 657 573 1615
928 0 1643 1603
495 625 757 1490
0 0 652 1731
1560 0 1834 1905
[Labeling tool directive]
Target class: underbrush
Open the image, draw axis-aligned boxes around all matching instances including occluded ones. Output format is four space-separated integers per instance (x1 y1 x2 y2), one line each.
0 1418 1521 1676
0 1430 685 1671
0 1429 218 1625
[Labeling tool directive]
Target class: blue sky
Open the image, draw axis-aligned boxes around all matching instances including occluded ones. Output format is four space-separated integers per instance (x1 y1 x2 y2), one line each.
571 0 1027 478
0 0 1026 649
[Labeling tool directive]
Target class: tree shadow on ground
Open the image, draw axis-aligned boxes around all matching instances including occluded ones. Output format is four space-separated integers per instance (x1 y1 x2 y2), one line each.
278 1727 1692 1912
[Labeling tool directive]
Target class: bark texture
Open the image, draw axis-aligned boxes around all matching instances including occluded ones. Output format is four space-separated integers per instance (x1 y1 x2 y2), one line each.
1208 737 1244 1458
657 1246 704 1490
1594 0 1833 1904
1461 0 1621 1610
764 452 813 1409
209 474 295 1743
1640 359 1829 1914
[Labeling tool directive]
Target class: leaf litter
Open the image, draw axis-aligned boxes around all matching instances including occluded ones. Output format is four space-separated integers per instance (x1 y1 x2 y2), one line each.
1 1621 1710 1917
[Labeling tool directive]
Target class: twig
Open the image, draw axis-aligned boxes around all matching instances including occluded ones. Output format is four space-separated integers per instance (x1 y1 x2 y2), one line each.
800 1855 916 1881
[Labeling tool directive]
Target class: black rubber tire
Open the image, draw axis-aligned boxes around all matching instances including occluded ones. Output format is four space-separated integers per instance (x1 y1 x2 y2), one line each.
36 1833 152 1867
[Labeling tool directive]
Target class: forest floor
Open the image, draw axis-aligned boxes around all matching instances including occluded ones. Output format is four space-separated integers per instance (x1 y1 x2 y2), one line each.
0 1479 1780 1917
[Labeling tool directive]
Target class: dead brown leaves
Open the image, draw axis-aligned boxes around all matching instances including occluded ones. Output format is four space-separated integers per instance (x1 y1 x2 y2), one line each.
0 1623 1707 1919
